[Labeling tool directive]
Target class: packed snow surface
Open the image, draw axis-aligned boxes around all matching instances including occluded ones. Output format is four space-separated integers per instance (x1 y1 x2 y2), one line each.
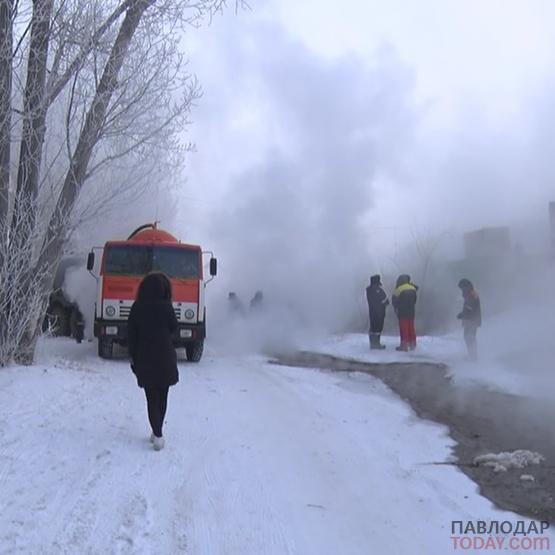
0 338 525 554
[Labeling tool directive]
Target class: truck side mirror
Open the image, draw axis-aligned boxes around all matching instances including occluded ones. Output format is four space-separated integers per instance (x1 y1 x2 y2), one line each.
87 252 95 271
209 257 217 277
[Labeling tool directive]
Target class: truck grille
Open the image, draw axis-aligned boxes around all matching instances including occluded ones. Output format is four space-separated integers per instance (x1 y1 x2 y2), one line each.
115 304 182 320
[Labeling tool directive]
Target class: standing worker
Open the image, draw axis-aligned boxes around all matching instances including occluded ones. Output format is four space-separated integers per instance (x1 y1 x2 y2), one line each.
392 274 418 352
249 290 264 312
457 278 482 361
228 291 246 317
366 274 389 349
128 273 179 451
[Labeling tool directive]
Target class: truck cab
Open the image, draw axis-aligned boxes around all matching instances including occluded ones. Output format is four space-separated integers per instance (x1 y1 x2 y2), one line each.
88 224 216 361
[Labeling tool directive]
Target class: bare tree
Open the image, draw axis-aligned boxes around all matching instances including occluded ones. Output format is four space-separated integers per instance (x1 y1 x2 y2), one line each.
0 0 242 365
0 193 54 364
384 227 455 334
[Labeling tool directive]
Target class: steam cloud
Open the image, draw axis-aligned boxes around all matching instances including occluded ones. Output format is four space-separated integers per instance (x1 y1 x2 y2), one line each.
192 23 419 336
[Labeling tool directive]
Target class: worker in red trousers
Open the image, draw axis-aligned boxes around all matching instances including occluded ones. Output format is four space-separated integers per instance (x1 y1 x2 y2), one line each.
392 274 418 352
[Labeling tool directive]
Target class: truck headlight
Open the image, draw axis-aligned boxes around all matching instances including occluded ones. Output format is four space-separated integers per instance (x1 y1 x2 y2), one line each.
184 309 194 320
106 305 116 317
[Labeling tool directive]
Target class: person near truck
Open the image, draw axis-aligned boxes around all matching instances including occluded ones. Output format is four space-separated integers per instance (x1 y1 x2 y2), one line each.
457 278 482 361
228 291 246 317
249 290 264 312
128 272 179 451
366 274 389 350
392 274 418 352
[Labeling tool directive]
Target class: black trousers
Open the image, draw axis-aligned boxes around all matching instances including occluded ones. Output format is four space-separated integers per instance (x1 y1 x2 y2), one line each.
463 325 478 361
144 387 169 438
369 314 385 333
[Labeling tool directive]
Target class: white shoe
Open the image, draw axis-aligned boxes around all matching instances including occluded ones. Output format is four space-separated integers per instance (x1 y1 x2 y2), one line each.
152 436 165 451
150 433 155 443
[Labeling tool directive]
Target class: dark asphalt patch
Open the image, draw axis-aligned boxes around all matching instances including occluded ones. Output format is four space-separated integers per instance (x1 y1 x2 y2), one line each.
271 351 555 523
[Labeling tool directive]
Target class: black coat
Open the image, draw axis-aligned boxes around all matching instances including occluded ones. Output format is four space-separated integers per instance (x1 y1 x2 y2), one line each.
392 282 418 319
366 284 389 331
128 300 179 389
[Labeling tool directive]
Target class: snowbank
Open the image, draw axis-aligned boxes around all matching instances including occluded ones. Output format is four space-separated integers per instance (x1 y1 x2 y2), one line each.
312 331 555 399
474 450 545 473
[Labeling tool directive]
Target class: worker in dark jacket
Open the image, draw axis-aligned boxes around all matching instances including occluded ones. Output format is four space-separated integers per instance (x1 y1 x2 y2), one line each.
457 278 481 361
228 291 246 317
249 290 264 312
366 274 389 349
128 272 178 451
392 274 418 351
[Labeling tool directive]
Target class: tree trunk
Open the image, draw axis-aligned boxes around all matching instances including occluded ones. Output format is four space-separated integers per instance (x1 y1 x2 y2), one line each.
14 0 155 365
9 0 54 366
0 0 13 230
11 294 49 366
12 0 53 238
0 0 14 366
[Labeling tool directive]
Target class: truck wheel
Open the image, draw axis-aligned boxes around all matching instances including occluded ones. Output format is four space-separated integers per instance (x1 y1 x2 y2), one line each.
98 338 113 359
185 340 204 362
46 305 69 337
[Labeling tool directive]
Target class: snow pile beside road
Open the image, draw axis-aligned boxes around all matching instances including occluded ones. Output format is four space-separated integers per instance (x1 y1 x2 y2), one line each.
474 450 545 473
311 332 460 364
314 332 552 399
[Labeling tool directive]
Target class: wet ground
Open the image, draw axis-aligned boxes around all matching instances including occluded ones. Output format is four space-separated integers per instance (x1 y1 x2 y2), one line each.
272 351 555 523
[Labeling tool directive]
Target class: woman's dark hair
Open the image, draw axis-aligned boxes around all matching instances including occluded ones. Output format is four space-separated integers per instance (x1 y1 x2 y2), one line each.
136 272 172 302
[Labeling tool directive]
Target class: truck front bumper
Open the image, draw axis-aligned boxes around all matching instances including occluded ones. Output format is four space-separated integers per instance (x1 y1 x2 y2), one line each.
94 320 206 345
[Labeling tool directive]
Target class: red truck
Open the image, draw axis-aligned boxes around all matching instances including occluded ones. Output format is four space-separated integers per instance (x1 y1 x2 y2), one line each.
87 223 217 361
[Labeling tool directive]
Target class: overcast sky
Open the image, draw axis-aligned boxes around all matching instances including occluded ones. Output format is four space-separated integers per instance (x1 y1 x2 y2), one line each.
168 0 555 308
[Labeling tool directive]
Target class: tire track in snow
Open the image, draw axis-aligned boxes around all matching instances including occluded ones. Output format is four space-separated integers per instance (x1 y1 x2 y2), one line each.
115 493 152 555
169 358 299 555
51 448 117 553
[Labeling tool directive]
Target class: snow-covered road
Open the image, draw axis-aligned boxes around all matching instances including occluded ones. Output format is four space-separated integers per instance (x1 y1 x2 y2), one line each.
0 339 516 554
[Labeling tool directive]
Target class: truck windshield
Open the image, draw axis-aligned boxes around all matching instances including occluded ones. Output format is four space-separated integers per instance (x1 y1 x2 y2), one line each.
104 245 200 279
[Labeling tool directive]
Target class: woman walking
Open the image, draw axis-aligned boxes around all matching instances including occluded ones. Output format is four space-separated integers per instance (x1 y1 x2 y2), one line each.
128 273 178 451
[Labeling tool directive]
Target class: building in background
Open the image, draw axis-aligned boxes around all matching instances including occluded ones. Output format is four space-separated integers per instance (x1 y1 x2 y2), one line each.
464 226 511 259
